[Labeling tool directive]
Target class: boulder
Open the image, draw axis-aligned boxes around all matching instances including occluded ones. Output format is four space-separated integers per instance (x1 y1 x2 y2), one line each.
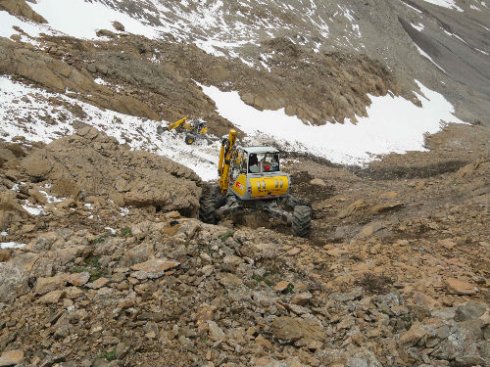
445 278 478 295
65 272 90 287
399 323 427 346
0 350 24 366
271 316 324 346
455 302 487 322
37 290 64 304
34 274 66 295
112 21 125 32
131 259 180 280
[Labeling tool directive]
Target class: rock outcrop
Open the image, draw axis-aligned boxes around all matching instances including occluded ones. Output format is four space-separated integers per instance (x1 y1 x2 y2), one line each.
0 0 46 23
0 39 160 121
19 127 201 214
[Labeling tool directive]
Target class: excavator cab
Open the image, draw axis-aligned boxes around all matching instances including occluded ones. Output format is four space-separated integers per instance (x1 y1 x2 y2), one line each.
200 129 312 237
229 147 290 201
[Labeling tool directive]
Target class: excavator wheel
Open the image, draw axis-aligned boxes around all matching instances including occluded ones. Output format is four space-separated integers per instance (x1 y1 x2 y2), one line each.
292 205 311 237
185 134 195 145
199 186 220 224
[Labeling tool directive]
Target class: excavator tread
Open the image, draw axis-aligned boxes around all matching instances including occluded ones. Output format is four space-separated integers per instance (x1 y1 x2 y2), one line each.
199 186 220 224
292 205 312 237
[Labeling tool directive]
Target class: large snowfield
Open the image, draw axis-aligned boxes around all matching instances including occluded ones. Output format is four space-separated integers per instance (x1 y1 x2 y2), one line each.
202 84 464 166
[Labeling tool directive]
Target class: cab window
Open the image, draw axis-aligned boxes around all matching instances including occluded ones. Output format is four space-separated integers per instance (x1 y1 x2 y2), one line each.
248 152 280 173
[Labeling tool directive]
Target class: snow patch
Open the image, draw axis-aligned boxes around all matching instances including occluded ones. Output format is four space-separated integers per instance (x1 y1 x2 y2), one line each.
415 45 446 73
119 207 129 217
105 227 117 235
39 191 63 204
420 0 463 11
0 242 25 249
202 82 464 166
31 0 159 39
411 22 425 31
0 9 48 42
22 203 45 216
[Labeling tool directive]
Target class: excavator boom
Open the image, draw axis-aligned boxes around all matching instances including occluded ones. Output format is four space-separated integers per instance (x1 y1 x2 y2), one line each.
218 129 237 193
167 116 188 130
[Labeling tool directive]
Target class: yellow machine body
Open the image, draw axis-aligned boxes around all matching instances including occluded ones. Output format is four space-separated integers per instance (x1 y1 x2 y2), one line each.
167 117 208 145
218 131 290 200
202 129 311 237
229 174 289 200
249 176 289 198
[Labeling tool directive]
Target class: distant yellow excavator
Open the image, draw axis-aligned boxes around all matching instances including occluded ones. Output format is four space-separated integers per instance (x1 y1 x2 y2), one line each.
199 129 312 237
165 116 208 145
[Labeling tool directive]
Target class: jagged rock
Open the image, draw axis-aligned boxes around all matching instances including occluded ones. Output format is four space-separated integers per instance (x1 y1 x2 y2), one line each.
64 286 84 299
455 302 487 322
37 290 64 304
131 259 180 280
291 292 312 306
90 277 110 289
399 323 427 346
207 321 225 341
431 320 485 366
271 317 324 346
34 274 66 295
218 273 242 287
310 178 327 187
0 39 159 120
273 281 290 293
65 272 90 287
19 128 201 214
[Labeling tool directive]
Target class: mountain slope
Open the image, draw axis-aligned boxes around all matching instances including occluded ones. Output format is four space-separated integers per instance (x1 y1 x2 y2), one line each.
2 0 488 179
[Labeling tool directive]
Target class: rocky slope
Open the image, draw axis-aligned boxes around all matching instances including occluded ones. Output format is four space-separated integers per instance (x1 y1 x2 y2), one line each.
0 127 489 366
1 1 490 366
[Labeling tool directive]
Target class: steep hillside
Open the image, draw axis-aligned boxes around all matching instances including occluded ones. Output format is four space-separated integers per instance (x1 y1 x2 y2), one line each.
2 0 489 177
25 0 490 124
1 1 490 366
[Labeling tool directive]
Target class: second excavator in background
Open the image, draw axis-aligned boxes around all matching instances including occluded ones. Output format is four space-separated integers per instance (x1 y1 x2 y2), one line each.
164 116 208 145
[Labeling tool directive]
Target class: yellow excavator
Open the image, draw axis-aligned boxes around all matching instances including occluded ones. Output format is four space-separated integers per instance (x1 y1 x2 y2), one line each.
199 129 312 237
165 116 208 145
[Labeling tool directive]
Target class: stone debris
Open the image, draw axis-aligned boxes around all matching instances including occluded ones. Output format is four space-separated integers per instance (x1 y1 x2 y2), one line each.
0 2 488 361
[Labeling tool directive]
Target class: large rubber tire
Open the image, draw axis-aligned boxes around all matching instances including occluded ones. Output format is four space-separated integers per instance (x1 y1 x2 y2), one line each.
292 205 311 237
199 186 219 224
185 134 195 145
